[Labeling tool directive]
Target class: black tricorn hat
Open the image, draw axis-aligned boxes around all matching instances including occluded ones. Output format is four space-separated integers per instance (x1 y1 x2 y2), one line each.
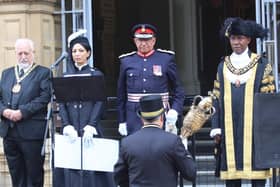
220 17 268 40
138 95 164 120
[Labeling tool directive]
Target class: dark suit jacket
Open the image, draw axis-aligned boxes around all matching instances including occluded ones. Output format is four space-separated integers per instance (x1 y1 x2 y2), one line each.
114 126 196 187
0 65 51 139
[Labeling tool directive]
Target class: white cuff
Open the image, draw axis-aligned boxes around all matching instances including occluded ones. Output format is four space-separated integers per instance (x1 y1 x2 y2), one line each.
210 128 221 138
83 125 98 135
181 137 188 150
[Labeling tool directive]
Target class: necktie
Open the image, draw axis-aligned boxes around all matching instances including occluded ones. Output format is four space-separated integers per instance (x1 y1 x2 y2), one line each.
19 69 24 78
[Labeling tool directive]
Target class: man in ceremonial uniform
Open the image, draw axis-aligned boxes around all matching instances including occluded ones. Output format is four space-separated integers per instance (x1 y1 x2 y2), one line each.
117 23 185 136
210 17 274 187
0 38 51 187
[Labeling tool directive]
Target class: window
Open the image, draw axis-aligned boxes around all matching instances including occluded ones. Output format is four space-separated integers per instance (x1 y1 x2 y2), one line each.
55 0 93 71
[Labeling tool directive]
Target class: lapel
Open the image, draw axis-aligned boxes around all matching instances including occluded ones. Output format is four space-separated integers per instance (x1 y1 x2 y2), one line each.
12 65 38 101
6 68 16 100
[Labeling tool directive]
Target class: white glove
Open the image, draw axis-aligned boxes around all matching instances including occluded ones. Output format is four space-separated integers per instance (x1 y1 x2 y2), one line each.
118 123 128 136
83 125 98 148
165 123 178 135
181 136 188 150
165 109 178 125
165 109 178 134
63 125 78 143
209 128 221 138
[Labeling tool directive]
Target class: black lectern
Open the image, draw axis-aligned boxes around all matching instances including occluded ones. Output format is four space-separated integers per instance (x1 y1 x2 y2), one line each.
254 93 280 187
52 75 106 102
52 74 106 187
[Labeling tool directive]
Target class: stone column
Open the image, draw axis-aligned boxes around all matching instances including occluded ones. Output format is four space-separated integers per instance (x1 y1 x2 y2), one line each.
172 0 201 95
0 0 57 72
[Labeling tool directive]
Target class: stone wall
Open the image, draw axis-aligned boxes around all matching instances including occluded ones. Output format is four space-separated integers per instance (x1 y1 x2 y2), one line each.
0 0 57 74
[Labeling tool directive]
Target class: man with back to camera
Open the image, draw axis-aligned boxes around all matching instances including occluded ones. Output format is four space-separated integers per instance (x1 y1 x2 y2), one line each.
0 38 51 187
117 23 185 136
114 95 196 187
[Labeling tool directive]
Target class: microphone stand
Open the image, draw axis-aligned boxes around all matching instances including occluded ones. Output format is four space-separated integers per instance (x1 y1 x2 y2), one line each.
50 52 68 69
80 134 84 187
41 53 67 186
41 70 53 156
41 68 55 186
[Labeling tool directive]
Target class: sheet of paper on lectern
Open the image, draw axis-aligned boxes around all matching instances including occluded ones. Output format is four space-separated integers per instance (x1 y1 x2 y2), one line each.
54 134 81 170
54 134 119 172
83 138 119 172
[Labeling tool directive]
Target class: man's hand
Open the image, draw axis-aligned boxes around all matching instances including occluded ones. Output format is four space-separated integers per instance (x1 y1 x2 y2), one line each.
214 134 221 144
10 110 23 122
2 109 13 119
118 123 128 136
165 109 178 125
3 109 22 122
165 123 178 135
165 109 178 134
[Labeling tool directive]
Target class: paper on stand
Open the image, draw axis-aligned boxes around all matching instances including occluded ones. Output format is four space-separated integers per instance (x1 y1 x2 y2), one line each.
54 134 119 172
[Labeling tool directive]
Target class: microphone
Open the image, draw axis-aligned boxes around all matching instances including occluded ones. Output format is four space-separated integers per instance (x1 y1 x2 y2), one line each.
51 52 68 69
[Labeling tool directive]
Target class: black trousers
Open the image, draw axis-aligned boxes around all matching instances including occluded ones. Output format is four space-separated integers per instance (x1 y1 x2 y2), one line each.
3 129 45 187
226 179 266 187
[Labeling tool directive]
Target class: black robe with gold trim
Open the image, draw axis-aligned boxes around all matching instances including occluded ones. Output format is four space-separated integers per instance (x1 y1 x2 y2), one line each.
211 52 275 180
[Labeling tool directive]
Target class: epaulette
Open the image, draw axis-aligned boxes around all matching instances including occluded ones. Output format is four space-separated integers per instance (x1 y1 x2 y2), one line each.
157 48 175 55
118 51 136 59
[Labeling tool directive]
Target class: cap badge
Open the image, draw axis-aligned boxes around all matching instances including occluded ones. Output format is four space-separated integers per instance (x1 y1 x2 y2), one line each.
141 26 146 32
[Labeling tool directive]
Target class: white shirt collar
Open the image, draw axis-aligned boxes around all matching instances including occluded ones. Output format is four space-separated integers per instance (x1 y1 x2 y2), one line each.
18 62 34 73
74 62 88 71
225 47 253 85
230 48 250 68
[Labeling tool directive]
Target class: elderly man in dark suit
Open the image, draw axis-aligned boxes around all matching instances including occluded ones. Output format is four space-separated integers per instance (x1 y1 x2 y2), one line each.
0 38 51 187
114 95 196 187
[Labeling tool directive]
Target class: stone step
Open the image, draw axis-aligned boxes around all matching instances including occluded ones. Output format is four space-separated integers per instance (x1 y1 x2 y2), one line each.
191 155 225 186
188 138 215 156
193 127 212 140
195 155 216 174
100 119 118 128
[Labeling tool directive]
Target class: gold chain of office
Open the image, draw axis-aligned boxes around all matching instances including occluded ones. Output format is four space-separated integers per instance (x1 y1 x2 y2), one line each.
224 55 260 75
